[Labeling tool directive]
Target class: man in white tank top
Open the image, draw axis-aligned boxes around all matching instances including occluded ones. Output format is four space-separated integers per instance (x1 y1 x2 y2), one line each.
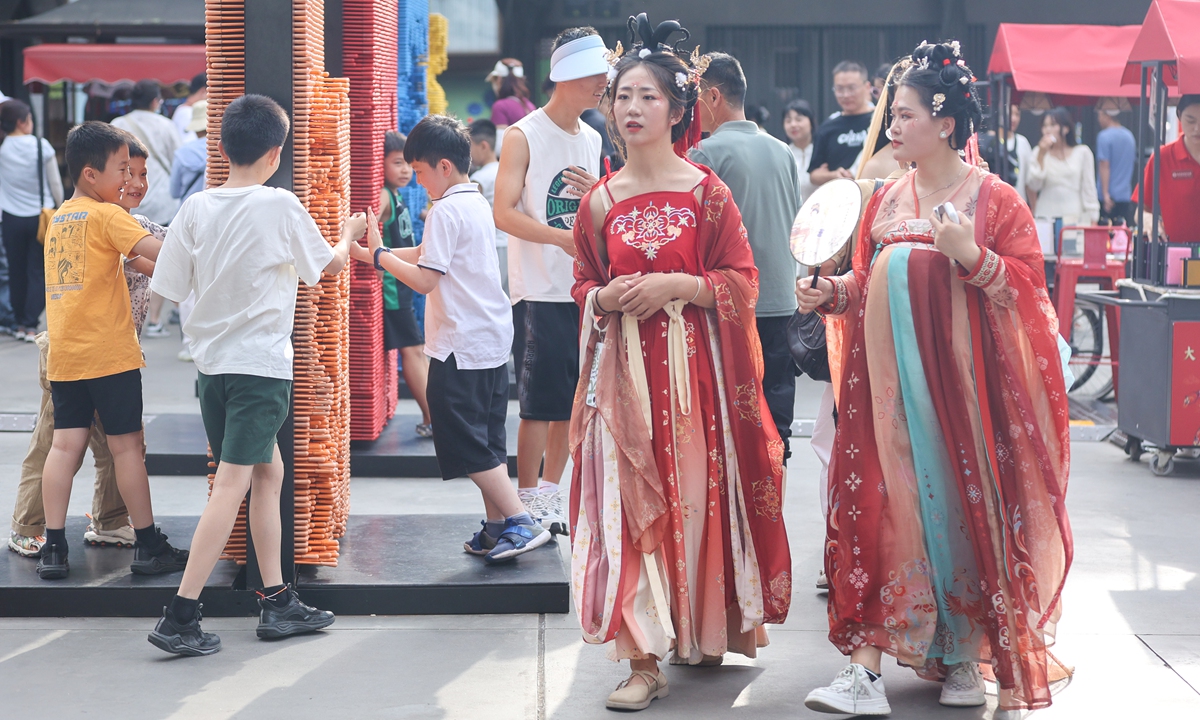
494 27 608 531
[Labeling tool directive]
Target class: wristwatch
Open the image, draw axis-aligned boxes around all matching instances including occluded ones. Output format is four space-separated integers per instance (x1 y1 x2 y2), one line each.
373 246 392 271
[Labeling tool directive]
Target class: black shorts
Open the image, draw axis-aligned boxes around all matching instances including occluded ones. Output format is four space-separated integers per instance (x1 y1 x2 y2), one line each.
383 307 424 350
511 300 580 421
427 354 509 480
50 369 143 436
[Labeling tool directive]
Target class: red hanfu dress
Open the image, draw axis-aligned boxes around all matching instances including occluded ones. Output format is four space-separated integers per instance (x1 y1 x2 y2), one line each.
568 167 792 664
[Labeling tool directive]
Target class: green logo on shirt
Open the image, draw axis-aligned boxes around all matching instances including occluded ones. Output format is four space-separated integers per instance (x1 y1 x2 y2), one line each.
546 169 580 230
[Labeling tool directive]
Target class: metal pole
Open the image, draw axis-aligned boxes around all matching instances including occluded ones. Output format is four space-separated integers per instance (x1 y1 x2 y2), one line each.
996 74 1010 185
1135 63 1148 279
242 0 297 590
1151 61 1165 260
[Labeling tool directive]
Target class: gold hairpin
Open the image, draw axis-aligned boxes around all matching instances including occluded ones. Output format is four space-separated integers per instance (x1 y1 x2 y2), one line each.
604 41 624 67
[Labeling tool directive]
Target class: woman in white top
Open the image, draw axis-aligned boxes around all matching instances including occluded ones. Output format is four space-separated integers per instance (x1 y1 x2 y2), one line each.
782 99 817 202
0 99 63 340
1026 107 1099 225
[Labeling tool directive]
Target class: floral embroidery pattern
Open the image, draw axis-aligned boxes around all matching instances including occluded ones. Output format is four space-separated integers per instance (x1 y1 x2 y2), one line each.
704 183 729 224
733 382 762 425
609 201 697 260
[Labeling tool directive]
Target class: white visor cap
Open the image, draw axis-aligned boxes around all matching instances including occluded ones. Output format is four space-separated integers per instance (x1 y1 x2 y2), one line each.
549 35 610 83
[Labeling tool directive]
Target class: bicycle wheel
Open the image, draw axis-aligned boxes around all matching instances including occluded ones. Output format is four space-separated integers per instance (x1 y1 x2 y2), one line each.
1068 304 1102 391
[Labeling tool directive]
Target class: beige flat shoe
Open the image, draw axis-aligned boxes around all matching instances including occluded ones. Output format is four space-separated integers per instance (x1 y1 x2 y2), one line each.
606 670 669 711
668 652 723 666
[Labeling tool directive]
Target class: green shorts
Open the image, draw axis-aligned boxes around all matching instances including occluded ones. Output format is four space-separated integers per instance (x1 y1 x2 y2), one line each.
197 373 292 466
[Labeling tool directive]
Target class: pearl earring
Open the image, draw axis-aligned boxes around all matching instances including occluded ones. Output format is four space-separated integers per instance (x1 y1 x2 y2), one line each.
939 131 947 138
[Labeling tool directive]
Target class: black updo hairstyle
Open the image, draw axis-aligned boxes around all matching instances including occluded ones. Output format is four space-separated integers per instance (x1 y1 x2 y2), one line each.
605 13 701 158
896 40 983 152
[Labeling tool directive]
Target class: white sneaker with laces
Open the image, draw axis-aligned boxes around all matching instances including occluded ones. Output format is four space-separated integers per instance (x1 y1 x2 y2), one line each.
539 485 566 535
804 663 891 715
939 661 986 706
518 489 548 523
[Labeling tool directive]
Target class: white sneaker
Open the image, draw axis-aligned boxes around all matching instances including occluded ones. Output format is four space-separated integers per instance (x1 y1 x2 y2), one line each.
177 349 193 362
805 663 891 715
518 488 548 523
816 570 829 589
994 711 1025 720
84 521 136 548
940 662 986 706
539 486 566 535
143 323 171 338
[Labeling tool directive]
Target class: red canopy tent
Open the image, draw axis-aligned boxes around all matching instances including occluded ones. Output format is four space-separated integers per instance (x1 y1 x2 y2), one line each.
23 44 205 85
1121 0 1200 94
988 24 1145 105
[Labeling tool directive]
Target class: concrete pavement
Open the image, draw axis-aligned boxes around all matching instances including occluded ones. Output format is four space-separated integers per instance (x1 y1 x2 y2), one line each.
1 328 1199 718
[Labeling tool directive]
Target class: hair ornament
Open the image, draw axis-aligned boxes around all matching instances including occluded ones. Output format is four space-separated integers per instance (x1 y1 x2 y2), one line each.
950 40 962 57
959 75 969 85
917 56 930 70
639 48 652 59
686 46 712 88
932 93 946 115
675 72 688 88
604 42 624 67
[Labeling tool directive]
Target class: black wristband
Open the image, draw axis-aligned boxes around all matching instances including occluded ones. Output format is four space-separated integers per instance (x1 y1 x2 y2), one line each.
374 246 392 271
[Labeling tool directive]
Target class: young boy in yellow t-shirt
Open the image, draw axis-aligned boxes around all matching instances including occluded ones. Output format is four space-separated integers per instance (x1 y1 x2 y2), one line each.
36 121 188 581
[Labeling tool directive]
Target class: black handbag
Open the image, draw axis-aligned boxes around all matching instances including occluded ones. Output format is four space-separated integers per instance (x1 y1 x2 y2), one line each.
786 308 830 383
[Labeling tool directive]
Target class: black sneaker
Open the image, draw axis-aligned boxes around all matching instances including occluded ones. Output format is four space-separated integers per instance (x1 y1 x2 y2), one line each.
147 604 221 656
256 585 335 639
35 543 68 580
130 529 189 575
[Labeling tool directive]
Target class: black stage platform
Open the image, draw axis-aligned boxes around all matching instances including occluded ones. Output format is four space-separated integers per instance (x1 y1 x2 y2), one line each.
0 514 569 617
144 413 520 478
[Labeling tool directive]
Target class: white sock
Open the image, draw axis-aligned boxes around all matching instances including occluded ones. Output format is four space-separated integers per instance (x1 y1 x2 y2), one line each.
537 480 559 493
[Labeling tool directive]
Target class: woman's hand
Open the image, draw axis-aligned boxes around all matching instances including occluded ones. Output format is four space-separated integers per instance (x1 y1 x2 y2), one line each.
596 272 641 314
1037 132 1057 154
562 165 600 198
930 208 981 269
796 274 832 313
619 273 690 321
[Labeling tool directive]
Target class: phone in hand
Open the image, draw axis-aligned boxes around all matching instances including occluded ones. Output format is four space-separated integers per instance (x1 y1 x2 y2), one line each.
934 201 960 224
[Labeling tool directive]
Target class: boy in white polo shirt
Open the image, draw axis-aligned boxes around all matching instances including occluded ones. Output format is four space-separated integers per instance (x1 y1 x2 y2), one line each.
146 95 363 656
352 114 548 565
494 26 608 533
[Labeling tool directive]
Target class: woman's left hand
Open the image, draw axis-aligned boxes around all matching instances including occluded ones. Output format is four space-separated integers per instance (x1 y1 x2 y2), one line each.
619 273 690 321
930 208 981 269
562 166 600 198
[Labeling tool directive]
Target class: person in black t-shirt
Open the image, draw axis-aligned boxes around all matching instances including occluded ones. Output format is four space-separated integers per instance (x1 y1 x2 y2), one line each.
808 60 875 186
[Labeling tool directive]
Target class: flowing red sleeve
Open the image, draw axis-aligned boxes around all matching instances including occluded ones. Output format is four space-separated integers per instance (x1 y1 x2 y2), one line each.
697 174 792 624
572 185 610 308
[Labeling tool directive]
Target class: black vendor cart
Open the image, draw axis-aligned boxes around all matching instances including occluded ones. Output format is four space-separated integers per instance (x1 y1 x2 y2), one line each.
1082 284 1200 475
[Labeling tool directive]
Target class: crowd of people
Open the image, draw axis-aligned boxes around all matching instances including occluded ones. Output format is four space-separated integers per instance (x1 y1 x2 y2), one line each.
4 10 1200 718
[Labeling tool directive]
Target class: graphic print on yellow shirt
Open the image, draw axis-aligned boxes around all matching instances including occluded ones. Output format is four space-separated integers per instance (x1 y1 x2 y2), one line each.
44 197 149 382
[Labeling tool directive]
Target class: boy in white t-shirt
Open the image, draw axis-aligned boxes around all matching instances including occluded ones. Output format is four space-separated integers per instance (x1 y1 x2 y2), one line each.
147 94 365 656
468 119 507 293
350 114 549 565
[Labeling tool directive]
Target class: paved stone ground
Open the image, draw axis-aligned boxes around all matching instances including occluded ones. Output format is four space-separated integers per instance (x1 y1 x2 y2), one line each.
1 329 1198 719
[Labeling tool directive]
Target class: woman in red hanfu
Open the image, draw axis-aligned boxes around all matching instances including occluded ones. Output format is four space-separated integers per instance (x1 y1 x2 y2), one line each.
568 13 791 713
798 41 1072 719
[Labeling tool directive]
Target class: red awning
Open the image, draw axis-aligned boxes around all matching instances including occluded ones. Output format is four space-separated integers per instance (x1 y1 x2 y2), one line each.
1122 0 1200 94
988 24 1144 104
23 43 205 85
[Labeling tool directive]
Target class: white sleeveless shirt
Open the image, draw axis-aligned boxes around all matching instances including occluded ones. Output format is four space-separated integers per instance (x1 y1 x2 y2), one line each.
506 108 602 303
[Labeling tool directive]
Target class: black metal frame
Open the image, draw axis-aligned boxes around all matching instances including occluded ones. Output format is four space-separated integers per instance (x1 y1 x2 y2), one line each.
1132 60 1175 284
240 0 297 590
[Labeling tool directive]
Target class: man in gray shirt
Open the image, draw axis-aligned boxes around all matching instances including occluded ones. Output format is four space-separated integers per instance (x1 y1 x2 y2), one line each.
691 53 802 460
